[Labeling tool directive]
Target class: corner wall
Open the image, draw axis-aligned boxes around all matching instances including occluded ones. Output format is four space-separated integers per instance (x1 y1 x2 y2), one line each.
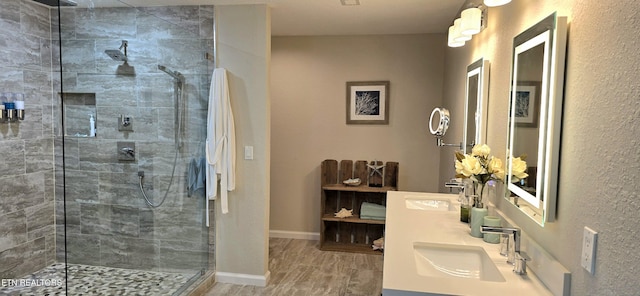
214 4 271 284
270 34 446 234
0 0 56 278
439 1 640 294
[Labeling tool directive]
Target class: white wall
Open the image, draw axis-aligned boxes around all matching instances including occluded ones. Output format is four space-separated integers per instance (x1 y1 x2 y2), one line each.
214 4 271 284
270 34 446 234
439 0 640 294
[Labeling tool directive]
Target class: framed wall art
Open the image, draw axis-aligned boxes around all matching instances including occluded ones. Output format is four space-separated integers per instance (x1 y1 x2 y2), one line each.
514 81 540 127
346 81 389 124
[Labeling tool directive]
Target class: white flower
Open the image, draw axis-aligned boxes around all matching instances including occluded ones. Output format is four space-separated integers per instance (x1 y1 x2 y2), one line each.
511 157 529 182
472 144 491 158
489 157 505 180
456 154 483 177
455 144 508 189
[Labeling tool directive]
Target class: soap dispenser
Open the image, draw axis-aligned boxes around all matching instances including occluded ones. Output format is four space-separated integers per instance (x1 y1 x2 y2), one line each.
89 114 96 137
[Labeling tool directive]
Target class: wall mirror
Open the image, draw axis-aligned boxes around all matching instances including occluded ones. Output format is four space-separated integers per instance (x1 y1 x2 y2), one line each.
505 12 567 226
463 58 490 153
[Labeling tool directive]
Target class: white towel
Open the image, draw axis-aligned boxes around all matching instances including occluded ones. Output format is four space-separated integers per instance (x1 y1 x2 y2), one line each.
205 68 236 225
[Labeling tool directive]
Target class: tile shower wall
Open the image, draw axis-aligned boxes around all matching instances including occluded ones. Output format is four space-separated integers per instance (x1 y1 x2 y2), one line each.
0 0 57 278
53 5 215 273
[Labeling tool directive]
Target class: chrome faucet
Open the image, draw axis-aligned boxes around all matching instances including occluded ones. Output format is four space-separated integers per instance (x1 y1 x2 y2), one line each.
444 178 465 193
481 226 530 275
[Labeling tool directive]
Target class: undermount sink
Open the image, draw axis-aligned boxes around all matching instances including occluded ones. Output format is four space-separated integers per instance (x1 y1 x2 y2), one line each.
405 195 456 211
413 242 506 282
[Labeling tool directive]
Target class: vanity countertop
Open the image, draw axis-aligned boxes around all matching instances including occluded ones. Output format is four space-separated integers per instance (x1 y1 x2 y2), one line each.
382 191 553 296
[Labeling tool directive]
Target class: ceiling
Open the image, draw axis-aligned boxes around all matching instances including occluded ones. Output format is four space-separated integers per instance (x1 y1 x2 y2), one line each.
68 0 466 36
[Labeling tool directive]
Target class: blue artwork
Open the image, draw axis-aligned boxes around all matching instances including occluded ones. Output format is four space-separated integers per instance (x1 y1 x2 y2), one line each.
355 91 380 115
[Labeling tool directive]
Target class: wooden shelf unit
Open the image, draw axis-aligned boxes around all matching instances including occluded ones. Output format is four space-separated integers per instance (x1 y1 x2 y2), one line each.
319 159 398 254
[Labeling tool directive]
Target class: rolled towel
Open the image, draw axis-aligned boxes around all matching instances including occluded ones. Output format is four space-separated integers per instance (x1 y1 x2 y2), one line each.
360 202 386 220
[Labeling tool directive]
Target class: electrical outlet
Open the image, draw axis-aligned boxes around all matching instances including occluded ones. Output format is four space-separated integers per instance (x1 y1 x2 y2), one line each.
581 226 598 274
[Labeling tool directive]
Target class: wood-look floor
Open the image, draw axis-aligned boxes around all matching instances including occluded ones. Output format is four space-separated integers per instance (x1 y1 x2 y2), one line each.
205 238 383 296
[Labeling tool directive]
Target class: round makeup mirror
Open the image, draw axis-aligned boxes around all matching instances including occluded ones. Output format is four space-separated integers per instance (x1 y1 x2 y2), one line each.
429 107 450 137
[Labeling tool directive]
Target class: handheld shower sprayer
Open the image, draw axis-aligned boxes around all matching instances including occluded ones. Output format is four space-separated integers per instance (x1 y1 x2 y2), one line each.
158 65 185 83
137 65 186 208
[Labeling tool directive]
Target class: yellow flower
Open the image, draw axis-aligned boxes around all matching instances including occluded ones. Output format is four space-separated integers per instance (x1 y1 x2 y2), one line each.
489 157 505 180
456 154 483 177
511 157 529 181
471 144 491 158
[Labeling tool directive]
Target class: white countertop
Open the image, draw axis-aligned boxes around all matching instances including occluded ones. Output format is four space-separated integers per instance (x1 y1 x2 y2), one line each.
382 191 553 296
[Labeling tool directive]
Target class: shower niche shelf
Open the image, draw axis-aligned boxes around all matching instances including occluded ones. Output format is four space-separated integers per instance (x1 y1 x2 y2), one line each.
60 92 97 138
320 159 398 255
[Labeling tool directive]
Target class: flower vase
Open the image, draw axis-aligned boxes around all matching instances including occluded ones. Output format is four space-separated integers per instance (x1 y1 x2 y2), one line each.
470 182 487 238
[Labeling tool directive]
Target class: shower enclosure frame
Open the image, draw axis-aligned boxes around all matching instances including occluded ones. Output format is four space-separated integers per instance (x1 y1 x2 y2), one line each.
53 2 216 294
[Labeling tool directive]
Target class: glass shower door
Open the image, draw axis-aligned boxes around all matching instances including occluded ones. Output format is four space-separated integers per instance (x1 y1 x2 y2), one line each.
55 2 214 294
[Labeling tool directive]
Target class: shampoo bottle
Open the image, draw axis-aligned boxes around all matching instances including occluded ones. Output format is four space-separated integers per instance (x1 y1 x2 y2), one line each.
89 114 96 137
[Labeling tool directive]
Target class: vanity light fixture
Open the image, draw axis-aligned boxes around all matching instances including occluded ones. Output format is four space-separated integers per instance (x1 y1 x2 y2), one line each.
453 18 471 42
484 0 511 7
448 25 465 47
461 7 482 35
447 5 487 47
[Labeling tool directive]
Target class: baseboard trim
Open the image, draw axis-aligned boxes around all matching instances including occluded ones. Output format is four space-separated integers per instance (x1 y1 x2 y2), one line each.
269 230 320 240
215 271 271 287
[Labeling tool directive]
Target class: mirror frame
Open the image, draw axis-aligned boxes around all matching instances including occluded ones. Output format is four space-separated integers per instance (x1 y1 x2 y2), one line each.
505 13 567 225
463 58 490 154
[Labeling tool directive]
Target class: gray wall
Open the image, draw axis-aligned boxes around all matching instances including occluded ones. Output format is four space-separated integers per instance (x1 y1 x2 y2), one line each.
54 5 215 273
0 0 215 280
0 0 57 278
270 34 446 234
439 0 640 294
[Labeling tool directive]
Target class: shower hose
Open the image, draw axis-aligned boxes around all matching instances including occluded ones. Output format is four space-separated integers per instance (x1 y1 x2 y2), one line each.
138 148 178 208
138 70 184 208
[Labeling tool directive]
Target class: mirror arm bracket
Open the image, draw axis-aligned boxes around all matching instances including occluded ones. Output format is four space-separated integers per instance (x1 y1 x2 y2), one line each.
435 137 465 150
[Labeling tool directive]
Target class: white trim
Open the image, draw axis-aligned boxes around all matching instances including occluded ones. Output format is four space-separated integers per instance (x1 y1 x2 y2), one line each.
215 271 271 287
269 230 320 240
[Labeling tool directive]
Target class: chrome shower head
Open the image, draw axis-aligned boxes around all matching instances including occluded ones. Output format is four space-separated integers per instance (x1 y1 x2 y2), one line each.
105 40 129 62
105 50 128 62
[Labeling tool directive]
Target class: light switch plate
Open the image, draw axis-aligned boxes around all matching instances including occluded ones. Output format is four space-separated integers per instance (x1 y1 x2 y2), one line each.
244 146 254 160
581 226 597 274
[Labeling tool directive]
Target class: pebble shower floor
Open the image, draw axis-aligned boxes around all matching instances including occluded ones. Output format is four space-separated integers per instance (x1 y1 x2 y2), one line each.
0 263 192 295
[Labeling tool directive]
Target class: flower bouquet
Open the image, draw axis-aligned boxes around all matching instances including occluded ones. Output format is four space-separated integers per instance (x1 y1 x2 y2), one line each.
454 144 505 208
454 144 529 237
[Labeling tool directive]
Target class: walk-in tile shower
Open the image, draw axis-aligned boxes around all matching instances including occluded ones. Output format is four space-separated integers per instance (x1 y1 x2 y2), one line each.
0 0 215 294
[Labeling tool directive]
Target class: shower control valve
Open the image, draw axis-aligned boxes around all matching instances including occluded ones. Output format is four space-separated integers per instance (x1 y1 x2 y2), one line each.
121 114 131 126
120 147 135 158
118 114 133 131
117 141 136 161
